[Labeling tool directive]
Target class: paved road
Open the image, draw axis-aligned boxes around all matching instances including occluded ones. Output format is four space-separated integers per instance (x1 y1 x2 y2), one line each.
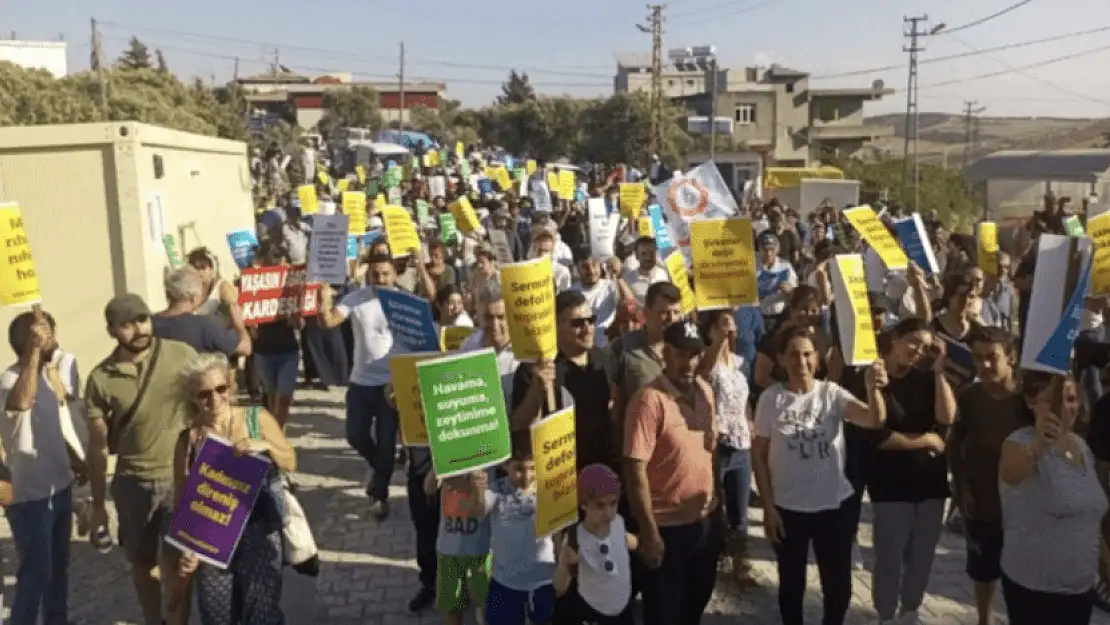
6 386 1110 624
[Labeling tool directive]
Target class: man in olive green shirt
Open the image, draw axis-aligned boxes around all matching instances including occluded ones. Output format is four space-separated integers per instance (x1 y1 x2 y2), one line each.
84 294 196 625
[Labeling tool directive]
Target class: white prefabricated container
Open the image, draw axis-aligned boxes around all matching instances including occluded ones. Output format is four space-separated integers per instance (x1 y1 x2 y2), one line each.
0 122 254 370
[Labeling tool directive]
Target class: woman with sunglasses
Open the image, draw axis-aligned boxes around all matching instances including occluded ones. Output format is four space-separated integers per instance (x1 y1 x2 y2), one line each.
172 353 296 625
999 373 1107 625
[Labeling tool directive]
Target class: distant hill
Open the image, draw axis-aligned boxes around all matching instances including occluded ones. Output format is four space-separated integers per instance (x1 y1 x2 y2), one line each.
864 113 1110 165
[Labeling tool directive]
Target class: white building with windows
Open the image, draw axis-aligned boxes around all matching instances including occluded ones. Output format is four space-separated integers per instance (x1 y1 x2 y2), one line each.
615 53 893 166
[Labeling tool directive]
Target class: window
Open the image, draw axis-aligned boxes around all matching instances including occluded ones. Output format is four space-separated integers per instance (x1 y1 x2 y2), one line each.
785 82 795 93
667 79 675 87
686 79 695 86
734 103 757 125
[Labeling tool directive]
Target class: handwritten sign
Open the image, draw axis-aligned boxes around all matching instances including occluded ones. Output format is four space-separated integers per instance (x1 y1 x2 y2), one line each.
0 203 42 307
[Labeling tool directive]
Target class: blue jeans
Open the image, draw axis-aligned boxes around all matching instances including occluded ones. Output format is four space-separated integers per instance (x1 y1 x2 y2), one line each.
253 351 300 396
346 383 399 501
7 486 72 625
718 444 751 531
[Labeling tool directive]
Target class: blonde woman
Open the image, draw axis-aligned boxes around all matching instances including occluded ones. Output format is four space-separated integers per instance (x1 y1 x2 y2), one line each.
173 354 296 625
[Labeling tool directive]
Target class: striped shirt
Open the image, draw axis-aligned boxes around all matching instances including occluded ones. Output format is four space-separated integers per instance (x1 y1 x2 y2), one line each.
1000 427 1108 594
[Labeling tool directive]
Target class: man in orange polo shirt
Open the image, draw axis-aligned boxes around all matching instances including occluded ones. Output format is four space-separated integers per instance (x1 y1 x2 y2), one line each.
624 320 722 625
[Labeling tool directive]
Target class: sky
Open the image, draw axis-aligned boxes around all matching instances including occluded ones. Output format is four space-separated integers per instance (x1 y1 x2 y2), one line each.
6 0 1110 119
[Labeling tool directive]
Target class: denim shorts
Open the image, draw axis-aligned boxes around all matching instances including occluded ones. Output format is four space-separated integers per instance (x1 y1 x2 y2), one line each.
253 351 300 396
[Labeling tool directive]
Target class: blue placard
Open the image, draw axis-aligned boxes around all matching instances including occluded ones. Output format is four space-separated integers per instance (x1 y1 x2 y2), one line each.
649 204 672 250
1035 255 1092 373
477 177 493 196
347 235 360 261
363 229 382 246
376 288 440 352
892 215 939 275
226 229 258 269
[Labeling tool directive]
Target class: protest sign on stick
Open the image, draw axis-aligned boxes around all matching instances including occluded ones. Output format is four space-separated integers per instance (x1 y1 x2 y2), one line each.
689 217 758 310
531 407 578 537
0 203 42 307
842 205 908 271
501 257 558 362
389 352 440 446
416 349 512 479
237 265 319 326
164 435 271 569
829 254 878 366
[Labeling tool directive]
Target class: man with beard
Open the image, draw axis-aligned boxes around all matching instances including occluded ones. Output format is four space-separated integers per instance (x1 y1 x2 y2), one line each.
1 307 87 625
85 294 197 625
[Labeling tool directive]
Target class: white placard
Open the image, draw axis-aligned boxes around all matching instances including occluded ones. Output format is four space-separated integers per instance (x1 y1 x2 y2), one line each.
307 214 349 285
587 198 619 261
1020 233 1092 372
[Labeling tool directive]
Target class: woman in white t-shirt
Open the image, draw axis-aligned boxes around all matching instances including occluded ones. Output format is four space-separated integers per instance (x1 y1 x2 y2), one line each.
752 326 888 625
433 285 474 328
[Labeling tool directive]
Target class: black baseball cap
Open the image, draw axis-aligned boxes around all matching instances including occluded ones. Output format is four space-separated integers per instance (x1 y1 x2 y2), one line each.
104 294 151 327
664 321 704 352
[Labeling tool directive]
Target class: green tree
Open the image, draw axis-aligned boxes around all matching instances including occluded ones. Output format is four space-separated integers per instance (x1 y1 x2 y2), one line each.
833 155 979 231
580 92 691 168
498 70 536 105
316 85 383 141
155 50 168 73
118 37 152 70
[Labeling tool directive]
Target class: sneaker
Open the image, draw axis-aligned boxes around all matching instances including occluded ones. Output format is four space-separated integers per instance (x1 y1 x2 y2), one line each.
1094 580 1110 613
898 610 920 624
370 498 390 521
73 498 91 538
851 541 865 571
406 586 435 614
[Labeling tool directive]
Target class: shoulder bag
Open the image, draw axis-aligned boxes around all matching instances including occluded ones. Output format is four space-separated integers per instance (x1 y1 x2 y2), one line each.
109 339 162 454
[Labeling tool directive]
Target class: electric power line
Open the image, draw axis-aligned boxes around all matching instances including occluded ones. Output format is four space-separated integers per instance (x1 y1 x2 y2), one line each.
810 24 1110 80
667 0 777 21
96 35 615 88
666 0 783 31
96 20 614 79
918 42 1110 91
948 34 1110 108
937 0 1036 36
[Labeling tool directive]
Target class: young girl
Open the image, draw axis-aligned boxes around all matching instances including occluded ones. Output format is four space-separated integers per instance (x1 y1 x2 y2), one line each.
553 464 637 625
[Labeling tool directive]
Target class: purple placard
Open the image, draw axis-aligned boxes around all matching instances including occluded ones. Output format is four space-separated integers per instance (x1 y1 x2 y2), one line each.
163 435 271 569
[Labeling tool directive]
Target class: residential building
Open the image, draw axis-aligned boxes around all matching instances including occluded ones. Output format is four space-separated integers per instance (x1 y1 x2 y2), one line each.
615 54 893 166
0 39 67 77
237 70 446 131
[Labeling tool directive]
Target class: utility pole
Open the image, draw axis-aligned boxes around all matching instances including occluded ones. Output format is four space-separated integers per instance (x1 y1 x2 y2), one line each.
398 42 406 130
708 56 718 161
638 5 665 161
90 18 108 119
901 15 944 213
962 100 986 169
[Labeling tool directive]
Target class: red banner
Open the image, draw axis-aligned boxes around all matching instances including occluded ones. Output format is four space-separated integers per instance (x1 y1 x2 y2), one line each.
237 265 320 326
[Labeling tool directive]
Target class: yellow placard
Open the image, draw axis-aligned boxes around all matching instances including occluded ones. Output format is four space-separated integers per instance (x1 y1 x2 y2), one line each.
381 206 421 256
439 326 477 352
526 160 537 176
337 178 351 193
558 171 576 201
342 192 367 235
355 165 367 184
484 166 500 181
531 407 578 538
316 169 330 185
1090 213 1110 295
842 205 908 270
977 222 999 276
619 183 646 218
831 254 878 366
547 171 559 196
664 253 696 314
763 166 844 189
455 142 465 158
690 218 758 309
496 168 513 192
297 185 319 215
637 218 654 237
448 197 481 234
374 194 386 215
0 203 42 307
501 256 558 361
423 153 433 168
389 352 439 446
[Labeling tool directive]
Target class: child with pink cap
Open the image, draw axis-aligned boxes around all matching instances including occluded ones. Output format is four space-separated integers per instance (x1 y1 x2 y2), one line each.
552 463 637 625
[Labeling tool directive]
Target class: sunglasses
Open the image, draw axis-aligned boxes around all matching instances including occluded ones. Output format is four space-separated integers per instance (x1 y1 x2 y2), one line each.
567 316 597 329
194 385 230 401
598 541 615 573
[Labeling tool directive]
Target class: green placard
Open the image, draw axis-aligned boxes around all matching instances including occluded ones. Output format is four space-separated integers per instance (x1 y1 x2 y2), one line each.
513 167 527 182
416 349 511 479
1065 215 1085 237
365 179 380 198
416 199 430 225
439 213 459 245
459 161 471 177
163 234 183 268
382 168 402 189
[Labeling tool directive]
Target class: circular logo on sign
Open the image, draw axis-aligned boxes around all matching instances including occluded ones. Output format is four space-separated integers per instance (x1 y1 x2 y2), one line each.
667 179 710 218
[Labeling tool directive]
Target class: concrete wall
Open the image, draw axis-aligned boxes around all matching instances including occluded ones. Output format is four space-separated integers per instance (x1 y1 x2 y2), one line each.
0 122 253 370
